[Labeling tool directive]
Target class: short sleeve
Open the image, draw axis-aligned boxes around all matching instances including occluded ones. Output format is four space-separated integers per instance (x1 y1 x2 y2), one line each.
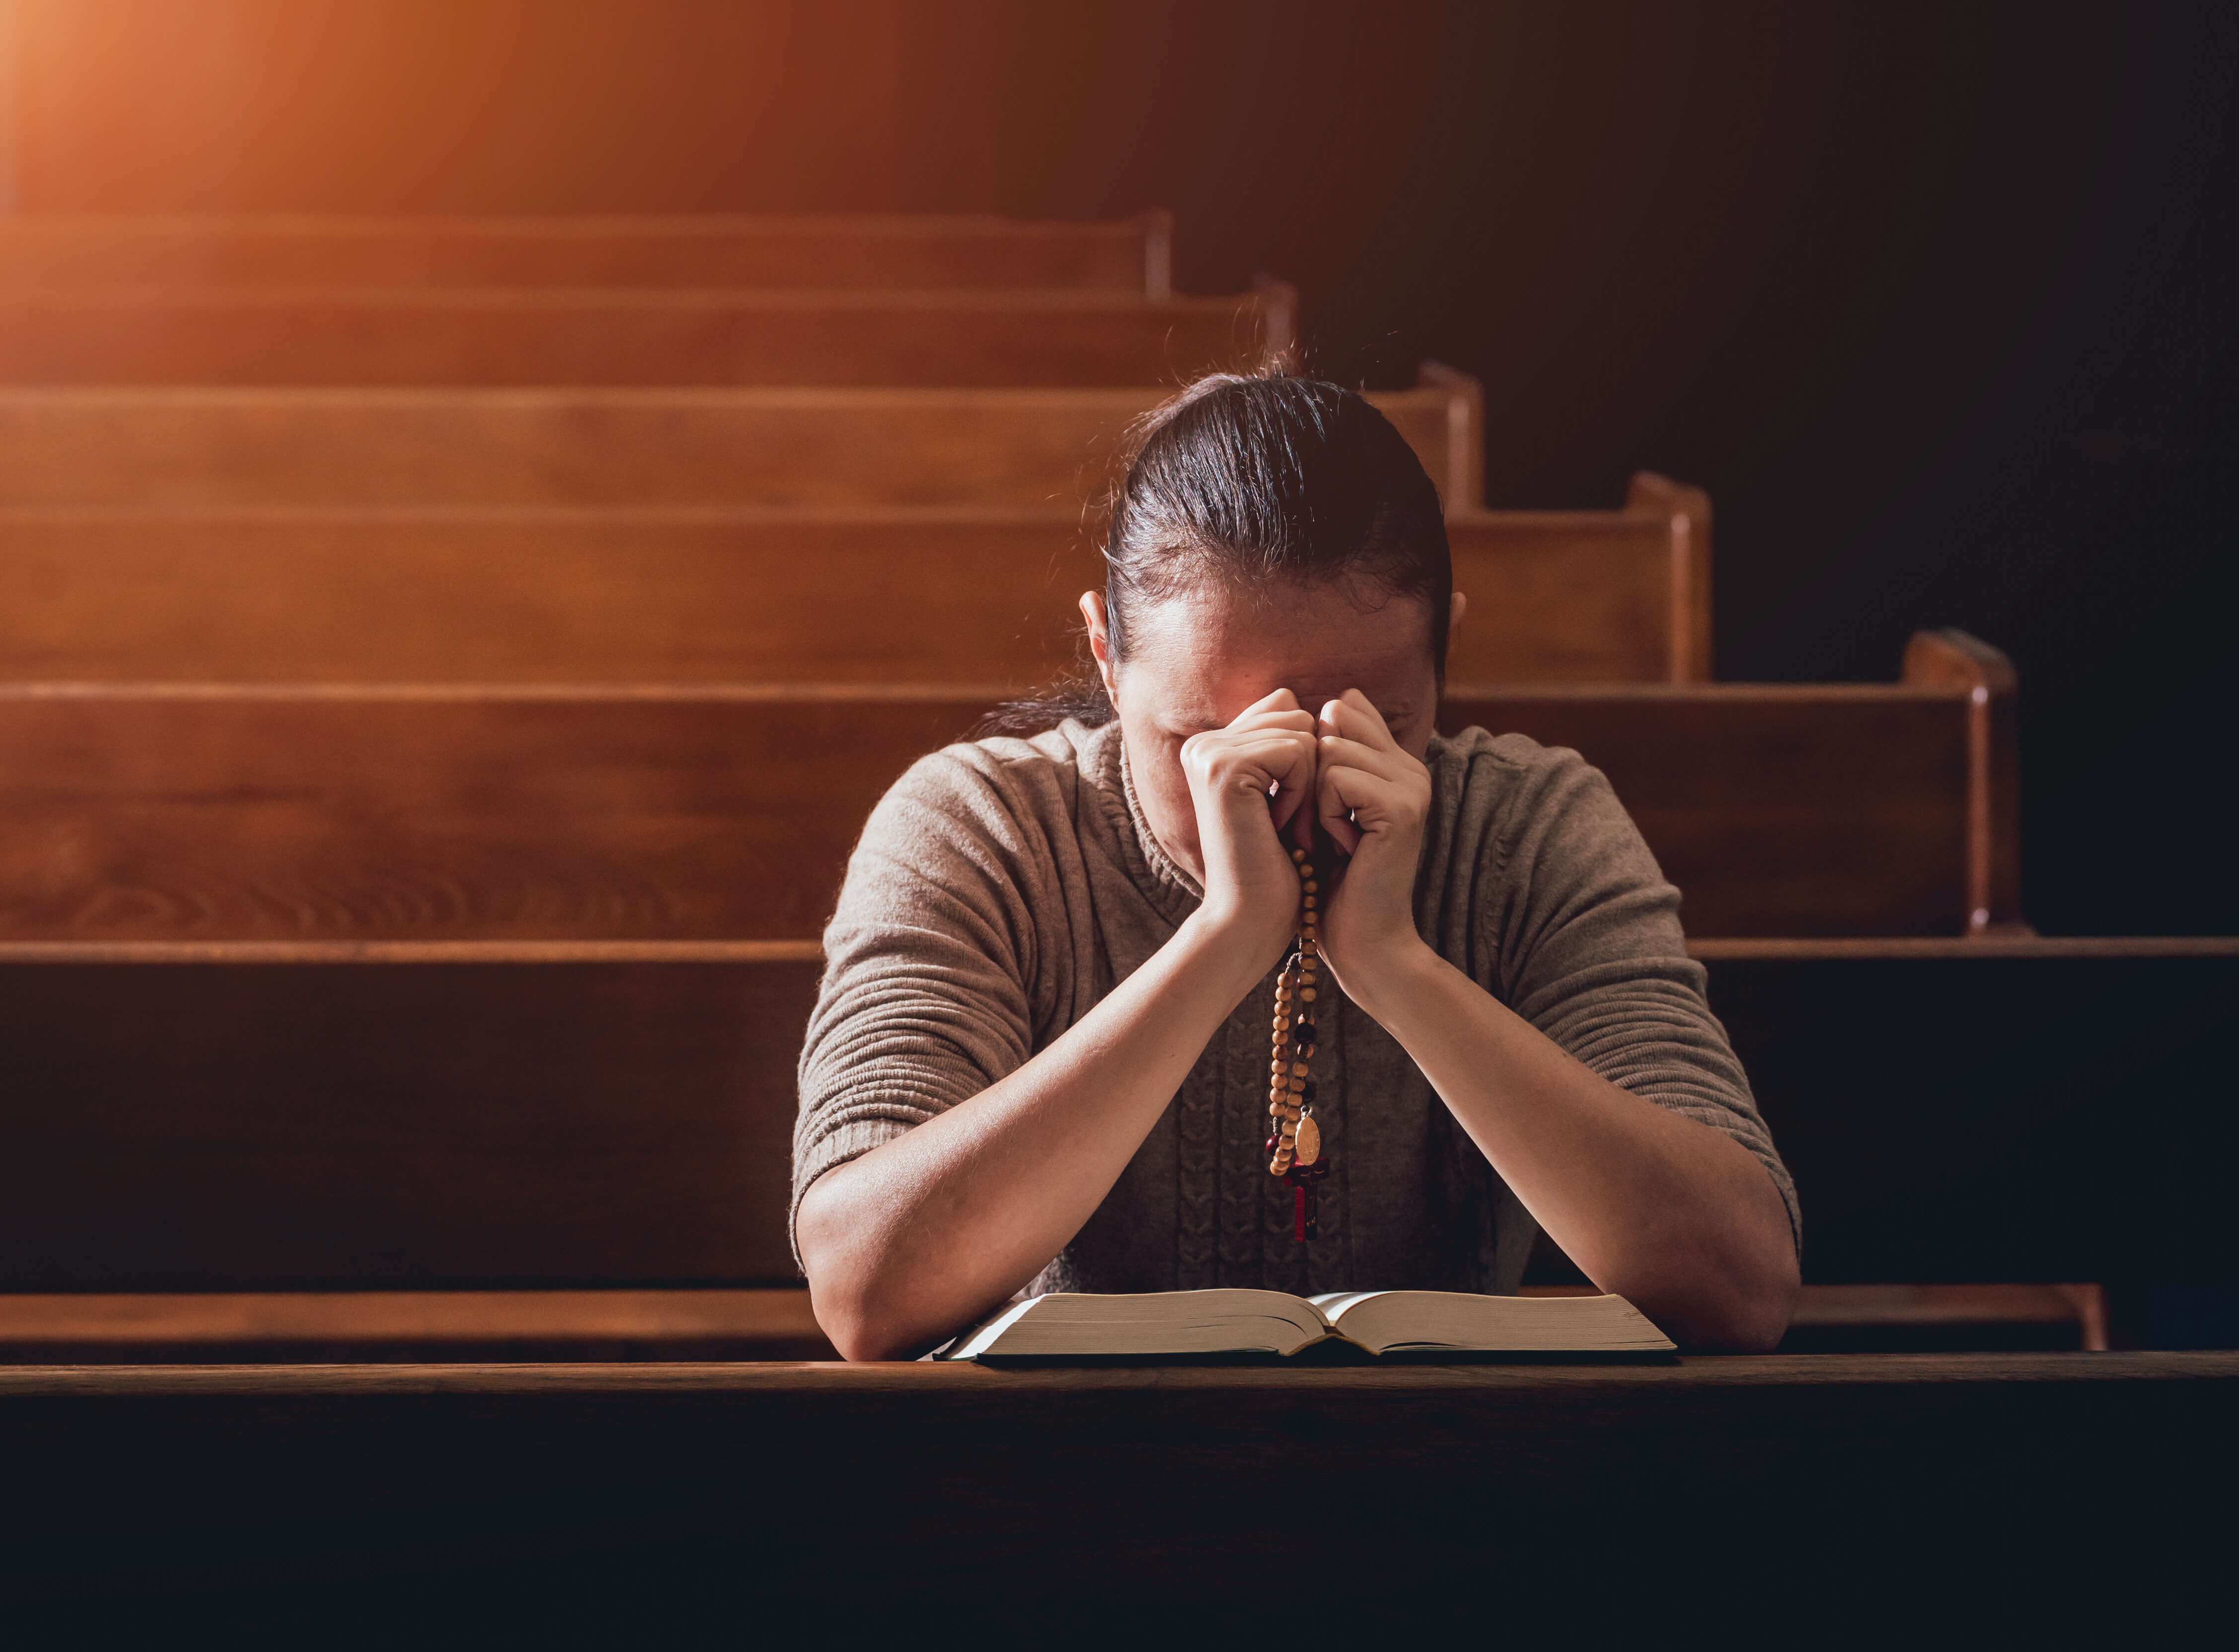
790 745 1056 1265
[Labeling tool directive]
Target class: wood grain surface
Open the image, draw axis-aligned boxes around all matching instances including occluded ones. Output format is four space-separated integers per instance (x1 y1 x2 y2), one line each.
0 211 1170 292
0 288 1284 387
0 940 2228 1294
0 376 1475 509
0 1282 2104 1364
0 677 1987 941
0 1288 836 1362
0 952 817 1289
0 491 1697 685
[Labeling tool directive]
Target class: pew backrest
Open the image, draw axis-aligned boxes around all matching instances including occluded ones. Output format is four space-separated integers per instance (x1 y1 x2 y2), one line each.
0 285 1293 388
0 635 2017 942
0 936 2226 1293
0 473 1699 685
0 368 1477 511
0 211 1177 294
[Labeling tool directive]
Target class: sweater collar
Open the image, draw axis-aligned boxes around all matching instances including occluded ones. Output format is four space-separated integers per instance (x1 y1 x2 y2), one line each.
1075 718 1203 927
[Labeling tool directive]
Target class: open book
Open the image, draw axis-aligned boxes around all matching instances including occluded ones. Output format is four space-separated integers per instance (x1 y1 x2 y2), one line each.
938 1288 1674 1360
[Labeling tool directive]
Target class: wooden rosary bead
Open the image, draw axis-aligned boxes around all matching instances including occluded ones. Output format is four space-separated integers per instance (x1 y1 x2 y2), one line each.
1270 850 1331 1234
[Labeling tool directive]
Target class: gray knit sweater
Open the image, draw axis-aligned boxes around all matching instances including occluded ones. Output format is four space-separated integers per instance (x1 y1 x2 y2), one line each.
794 717 1798 1298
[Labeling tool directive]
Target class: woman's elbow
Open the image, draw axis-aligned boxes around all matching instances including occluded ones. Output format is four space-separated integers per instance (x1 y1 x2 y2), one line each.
1695 1245 1801 1353
811 1290 909 1362
797 1170 933 1361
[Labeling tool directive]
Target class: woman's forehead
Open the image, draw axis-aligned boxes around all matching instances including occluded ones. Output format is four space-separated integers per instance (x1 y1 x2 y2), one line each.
1121 584 1435 724
1126 581 1433 667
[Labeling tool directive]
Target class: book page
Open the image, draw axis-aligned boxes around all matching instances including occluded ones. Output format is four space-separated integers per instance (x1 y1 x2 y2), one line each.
950 1290 1333 1358
1312 1290 1673 1354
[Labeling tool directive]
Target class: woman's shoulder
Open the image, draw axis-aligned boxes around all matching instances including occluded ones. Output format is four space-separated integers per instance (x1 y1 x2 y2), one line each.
1427 723 1605 806
1425 723 1649 874
873 716 1120 844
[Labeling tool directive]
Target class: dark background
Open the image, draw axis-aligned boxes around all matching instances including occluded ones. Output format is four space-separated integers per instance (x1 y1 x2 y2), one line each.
9 0 2235 935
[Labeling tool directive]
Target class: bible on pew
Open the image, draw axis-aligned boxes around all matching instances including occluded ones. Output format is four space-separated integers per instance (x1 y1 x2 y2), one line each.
938 1289 1673 1360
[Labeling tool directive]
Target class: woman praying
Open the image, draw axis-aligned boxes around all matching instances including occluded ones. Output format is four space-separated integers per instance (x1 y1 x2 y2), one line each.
793 372 1800 1359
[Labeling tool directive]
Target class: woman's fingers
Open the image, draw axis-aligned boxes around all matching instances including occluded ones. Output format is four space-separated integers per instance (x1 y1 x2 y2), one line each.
1243 687 1304 719
1318 689 1401 752
1317 751 1429 850
1316 732 1414 785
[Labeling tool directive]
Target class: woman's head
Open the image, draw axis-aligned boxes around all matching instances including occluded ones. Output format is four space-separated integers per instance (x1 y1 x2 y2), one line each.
1077 371 1464 880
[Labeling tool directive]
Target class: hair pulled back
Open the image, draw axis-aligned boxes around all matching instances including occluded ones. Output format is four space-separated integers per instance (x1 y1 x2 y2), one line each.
988 369 1453 733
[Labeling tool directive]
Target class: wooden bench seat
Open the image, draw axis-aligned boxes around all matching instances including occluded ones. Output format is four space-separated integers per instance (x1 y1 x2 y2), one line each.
0 476 1707 686
0 1288 837 1363
0 635 2016 944
0 285 1293 388
0 937 2226 1306
0 211 1177 293
0 371 1477 510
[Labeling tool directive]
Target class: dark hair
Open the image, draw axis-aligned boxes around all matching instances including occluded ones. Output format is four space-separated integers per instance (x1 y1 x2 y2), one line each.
983 369 1453 735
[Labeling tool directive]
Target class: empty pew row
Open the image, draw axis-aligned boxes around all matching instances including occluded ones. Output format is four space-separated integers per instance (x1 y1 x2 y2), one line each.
0 284 1294 388
0 211 1177 293
0 634 2015 944
0 370 1479 510
0 937 2227 1355
0 477 1709 686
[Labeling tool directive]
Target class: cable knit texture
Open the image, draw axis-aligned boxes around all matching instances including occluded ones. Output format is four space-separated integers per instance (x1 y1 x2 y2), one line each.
793 718 1798 1297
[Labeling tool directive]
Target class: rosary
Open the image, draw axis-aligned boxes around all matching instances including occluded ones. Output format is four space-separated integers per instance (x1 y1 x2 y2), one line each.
1267 844 1330 1241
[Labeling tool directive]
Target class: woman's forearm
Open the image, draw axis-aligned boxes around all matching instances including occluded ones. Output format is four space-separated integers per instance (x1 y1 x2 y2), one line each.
1347 944 1799 1350
796 910 1272 1360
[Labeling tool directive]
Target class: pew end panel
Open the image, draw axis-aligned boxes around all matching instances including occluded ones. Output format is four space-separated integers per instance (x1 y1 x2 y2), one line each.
1248 274 1301 372
1412 361 1485 515
1624 471 1713 682
1442 472 1710 684
1903 627 2024 934
1140 208 1176 300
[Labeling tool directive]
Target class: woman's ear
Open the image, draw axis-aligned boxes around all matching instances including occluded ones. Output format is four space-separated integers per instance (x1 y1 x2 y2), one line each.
1448 591 1469 641
1080 591 1122 701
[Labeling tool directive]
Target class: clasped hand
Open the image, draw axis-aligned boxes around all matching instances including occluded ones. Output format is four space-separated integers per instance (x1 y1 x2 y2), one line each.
1178 687 1431 993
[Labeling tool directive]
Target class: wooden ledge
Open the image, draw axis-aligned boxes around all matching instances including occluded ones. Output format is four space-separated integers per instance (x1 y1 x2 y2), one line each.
0 1288 832 1363
2 1352 2235 1397
0 1284 2117 1365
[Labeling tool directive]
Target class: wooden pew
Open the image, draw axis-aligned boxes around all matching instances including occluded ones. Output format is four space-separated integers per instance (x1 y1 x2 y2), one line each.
0 369 1477 510
0 636 2013 944
0 284 1295 388
3 1358 2233 1645
0 476 1708 687
0 211 1178 293
0 937 2228 1353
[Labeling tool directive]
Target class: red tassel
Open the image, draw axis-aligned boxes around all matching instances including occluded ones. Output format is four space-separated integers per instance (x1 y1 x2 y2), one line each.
1293 1181 1307 1242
